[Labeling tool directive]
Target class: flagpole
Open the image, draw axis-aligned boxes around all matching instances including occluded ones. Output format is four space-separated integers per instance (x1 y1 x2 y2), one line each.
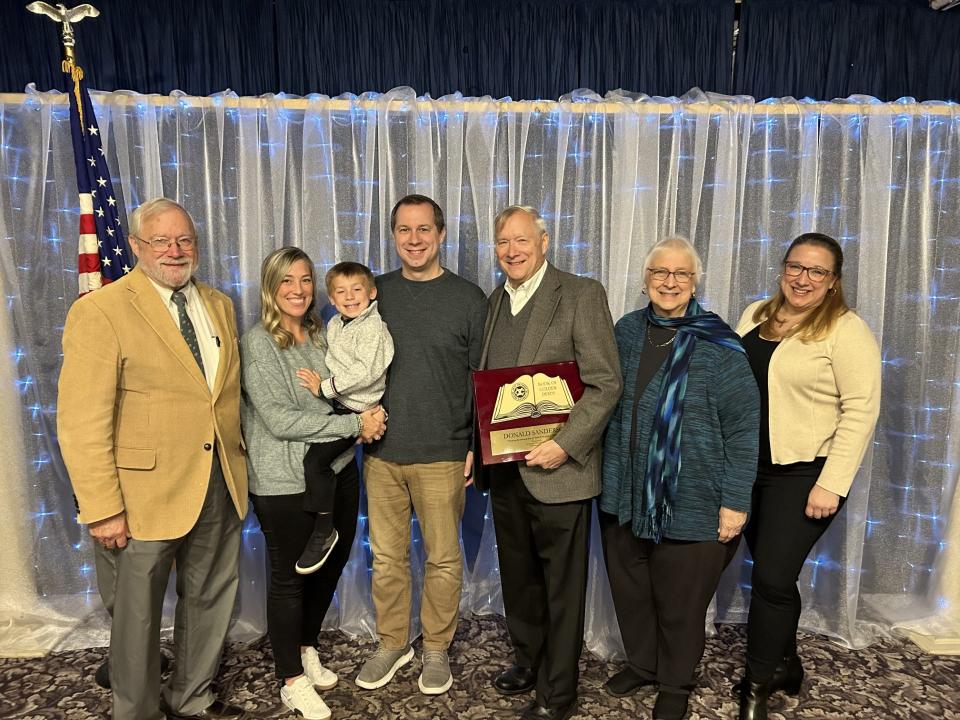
0 2 115 658
27 2 134 294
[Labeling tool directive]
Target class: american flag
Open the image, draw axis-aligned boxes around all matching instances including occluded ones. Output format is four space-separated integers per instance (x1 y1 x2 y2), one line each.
65 62 133 295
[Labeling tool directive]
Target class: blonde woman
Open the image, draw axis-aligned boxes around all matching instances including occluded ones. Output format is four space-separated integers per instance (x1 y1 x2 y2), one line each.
735 233 881 720
241 247 385 720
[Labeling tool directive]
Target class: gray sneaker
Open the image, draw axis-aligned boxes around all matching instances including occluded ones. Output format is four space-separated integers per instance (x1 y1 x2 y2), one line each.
355 645 414 690
418 649 453 695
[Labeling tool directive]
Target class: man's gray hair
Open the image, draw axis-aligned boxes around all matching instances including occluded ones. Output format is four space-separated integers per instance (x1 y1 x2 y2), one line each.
494 205 548 238
129 197 197 238
642 236 703 286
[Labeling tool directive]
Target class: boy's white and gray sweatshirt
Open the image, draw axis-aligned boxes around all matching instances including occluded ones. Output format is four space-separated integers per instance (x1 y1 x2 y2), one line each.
320 300 394 412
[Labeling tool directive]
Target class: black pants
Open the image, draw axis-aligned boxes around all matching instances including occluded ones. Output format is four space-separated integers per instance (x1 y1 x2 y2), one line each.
489 463 591 710
744 458 843 681
250 459 359 680
600 512 739 694
303 437 356 514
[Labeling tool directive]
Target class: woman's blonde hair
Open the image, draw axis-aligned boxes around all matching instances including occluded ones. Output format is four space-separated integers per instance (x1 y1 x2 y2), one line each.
753 233 849 341
259 247 322 349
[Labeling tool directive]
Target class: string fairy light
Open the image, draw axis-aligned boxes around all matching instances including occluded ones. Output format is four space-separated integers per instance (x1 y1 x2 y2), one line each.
0 89 958 628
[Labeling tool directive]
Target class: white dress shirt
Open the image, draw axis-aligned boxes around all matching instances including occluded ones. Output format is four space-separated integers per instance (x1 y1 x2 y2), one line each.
504 259 549 316
147 278 220 390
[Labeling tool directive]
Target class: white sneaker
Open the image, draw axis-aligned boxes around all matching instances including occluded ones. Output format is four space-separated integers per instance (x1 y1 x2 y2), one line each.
280 675 331 720
301 646 338 691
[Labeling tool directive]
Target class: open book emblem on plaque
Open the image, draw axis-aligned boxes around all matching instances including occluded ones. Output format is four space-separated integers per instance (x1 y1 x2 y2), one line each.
491 373 576 423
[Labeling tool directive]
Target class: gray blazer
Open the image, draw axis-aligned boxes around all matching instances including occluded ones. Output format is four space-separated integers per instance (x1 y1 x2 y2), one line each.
477 263 622 503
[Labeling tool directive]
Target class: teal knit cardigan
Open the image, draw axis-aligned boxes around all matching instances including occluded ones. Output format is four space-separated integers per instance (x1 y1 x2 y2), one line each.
600 310 760 542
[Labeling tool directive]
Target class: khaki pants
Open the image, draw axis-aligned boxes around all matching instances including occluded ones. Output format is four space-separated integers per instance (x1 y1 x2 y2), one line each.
364 455 466 651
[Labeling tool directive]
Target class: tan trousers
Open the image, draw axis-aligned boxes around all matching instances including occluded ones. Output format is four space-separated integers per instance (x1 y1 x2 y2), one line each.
364 455 466 651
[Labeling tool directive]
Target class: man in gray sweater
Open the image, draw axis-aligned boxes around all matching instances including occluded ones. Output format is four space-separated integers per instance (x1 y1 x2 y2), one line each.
356 194 487 696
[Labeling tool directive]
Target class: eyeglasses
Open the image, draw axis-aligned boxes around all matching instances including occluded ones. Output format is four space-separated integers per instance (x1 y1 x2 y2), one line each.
783 261 833 282
133 235 197 251
647 268 694 284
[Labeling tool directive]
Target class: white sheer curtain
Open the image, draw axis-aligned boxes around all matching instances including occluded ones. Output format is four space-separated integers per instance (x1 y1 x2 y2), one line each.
1 86 958 658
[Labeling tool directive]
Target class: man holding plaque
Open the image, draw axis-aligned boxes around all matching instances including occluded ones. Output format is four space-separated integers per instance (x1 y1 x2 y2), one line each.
477 205 621 720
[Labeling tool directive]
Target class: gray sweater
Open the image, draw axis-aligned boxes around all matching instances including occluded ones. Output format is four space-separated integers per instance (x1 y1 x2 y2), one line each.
241 324 358 496
320 300 394 412
367 268 487 464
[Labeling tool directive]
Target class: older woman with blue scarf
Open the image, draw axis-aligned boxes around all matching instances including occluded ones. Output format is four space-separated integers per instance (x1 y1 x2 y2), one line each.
600 237 760 720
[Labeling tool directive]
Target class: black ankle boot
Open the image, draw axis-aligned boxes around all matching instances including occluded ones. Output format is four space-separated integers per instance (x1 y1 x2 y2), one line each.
733 654 803 697
775 654 803 695
738 678 770 720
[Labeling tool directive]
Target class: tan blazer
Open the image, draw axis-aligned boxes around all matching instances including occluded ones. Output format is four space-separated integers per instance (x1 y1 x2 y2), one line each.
736 300 881 496
57 266 247 541
477 263 622 503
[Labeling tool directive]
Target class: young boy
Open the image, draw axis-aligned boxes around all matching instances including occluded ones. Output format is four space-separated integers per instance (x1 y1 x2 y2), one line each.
294 261 394 574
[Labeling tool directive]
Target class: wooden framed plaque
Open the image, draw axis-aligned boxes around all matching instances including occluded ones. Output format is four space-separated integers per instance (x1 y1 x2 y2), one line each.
472 361 585 465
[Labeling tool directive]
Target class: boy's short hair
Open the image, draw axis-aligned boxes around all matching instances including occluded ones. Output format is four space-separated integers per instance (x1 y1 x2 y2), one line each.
325 261 376 295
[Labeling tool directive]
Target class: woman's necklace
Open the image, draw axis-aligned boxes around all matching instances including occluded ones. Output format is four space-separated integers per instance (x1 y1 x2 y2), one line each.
647 329 677 348
764 310 806 340
761 316 789 340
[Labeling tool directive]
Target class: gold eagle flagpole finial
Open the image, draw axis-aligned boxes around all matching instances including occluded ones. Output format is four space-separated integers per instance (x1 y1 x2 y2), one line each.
25 2 100 126
26 2 100 63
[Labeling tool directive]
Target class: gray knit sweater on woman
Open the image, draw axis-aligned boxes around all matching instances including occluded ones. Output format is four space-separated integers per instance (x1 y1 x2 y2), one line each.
241 323 359 496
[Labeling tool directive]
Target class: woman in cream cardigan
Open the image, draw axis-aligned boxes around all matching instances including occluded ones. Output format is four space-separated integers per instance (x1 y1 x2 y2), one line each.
735 233 881 720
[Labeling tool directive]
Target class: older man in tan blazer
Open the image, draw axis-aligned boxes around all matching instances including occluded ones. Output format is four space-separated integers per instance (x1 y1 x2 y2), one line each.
57 198 250 720
477 205 622 720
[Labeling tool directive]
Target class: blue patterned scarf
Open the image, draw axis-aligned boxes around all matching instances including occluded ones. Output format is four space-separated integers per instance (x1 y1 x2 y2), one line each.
640 297 746 541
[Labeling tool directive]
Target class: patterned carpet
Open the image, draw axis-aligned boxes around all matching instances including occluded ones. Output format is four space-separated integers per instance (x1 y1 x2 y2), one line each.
2 617 958 719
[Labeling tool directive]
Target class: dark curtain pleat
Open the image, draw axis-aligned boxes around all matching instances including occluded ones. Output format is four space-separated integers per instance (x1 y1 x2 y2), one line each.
275 0 460 97
463 1 583 100
167 0 276 96
735 0 960 102
578 0 735 97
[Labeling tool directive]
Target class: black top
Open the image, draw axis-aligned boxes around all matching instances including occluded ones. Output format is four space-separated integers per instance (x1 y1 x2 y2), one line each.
629 321 676 456
741 325 779 464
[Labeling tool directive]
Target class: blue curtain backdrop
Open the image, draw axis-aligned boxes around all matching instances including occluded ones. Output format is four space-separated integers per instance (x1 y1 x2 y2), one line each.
733 0 960 103
272 0 735 100
1 0 277 97
2 0 735 99
4 0 956 101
